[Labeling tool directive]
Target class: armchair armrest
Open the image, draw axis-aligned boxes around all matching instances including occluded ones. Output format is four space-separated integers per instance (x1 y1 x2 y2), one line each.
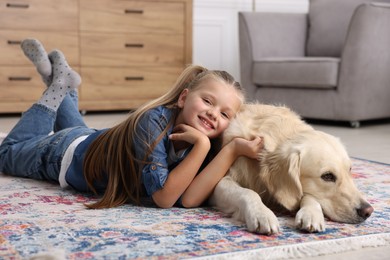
338 3 390 118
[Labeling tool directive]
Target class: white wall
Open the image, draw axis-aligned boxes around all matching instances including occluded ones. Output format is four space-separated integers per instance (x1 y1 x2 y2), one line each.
193 0 308 81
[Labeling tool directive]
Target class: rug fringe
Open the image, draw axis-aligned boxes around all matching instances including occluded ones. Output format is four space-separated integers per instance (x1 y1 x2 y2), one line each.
198 233 390 259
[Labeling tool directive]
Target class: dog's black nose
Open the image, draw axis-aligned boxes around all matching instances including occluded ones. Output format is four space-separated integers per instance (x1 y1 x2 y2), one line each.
357 202 374 220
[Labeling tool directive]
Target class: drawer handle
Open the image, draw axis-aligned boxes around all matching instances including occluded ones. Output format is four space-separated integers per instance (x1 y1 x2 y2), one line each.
124 9 144 14
8 77 31 81
125 43 144 48
6 3 30 8
125 76 144 81
7 40 22 45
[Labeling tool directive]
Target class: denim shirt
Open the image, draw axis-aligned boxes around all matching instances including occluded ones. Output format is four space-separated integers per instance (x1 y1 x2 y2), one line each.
133 106 191 197
65 106 190 199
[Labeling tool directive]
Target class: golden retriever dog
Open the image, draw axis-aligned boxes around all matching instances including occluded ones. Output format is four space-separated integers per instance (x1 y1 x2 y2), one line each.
209 103 374 235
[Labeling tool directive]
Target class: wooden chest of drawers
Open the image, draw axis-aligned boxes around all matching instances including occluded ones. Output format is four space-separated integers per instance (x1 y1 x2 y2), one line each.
0 0 192 113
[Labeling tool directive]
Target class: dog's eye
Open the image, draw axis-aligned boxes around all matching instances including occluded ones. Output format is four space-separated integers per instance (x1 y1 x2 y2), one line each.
321 172 337 182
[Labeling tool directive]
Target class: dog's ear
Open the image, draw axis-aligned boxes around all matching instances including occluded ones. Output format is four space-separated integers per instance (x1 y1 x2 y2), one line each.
261 149 303 211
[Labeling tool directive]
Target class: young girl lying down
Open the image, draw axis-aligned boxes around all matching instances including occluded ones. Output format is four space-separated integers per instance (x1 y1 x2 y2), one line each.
0 39 263 209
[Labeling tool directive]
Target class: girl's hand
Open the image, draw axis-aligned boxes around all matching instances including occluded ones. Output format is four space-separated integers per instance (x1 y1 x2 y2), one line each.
230 136 264 160
152 124 211 208
169 124 210 148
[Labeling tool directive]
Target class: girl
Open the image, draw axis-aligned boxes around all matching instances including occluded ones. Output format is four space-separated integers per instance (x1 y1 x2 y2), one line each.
0 39 263 209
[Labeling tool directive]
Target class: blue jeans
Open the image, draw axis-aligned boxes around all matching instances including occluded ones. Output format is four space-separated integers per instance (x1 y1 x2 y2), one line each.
0 90 96 182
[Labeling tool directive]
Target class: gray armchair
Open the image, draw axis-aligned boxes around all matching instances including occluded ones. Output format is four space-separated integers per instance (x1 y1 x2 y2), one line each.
239 0 390 127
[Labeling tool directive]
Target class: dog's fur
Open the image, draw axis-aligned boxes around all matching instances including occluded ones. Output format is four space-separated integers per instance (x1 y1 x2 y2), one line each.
209 104 373 234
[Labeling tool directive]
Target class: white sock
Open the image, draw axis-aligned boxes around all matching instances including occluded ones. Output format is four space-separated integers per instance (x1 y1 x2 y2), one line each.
37 50 81 111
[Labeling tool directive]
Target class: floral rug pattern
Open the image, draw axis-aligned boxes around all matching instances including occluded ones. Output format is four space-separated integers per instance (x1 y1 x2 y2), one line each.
0 158 390 259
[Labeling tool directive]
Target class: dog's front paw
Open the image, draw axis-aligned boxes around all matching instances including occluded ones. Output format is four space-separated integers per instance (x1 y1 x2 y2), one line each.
244 204 280 235
295 206 325 232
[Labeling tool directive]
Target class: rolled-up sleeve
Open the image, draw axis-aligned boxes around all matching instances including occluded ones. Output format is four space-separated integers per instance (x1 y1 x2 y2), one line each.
134 108 172 196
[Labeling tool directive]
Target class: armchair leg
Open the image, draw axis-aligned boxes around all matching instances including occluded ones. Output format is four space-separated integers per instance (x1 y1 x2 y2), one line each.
350 121 360 128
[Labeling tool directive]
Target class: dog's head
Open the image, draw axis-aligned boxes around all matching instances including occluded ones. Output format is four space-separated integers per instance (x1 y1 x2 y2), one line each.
261 130 373 224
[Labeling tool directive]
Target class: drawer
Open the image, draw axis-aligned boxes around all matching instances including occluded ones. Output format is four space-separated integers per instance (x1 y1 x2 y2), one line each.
80 0 184 34
0 0 78 31
80 32 184 67
80 66 182 101
0 66 45 101
0 30 79 66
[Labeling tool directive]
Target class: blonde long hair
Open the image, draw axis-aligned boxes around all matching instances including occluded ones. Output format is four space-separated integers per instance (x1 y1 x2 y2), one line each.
83 65 243 209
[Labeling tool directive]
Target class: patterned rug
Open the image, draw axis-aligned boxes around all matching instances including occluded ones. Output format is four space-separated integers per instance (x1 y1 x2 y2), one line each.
0 158 389 259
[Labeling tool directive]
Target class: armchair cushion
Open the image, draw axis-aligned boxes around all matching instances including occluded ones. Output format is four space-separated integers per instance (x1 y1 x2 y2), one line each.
252 57 339 88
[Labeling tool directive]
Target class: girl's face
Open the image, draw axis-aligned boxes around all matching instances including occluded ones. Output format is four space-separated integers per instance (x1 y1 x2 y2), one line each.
176 79 242 139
